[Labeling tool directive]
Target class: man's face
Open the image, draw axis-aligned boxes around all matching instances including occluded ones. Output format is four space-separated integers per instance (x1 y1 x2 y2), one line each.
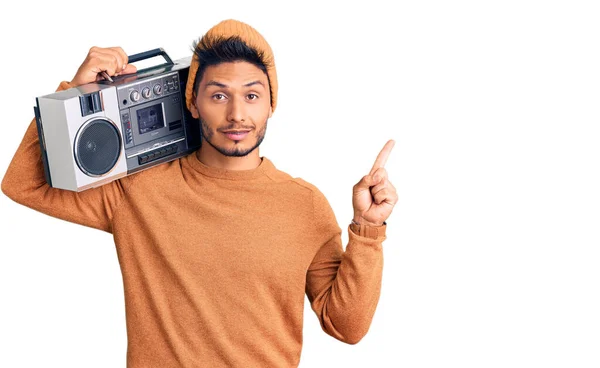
194 61 272 157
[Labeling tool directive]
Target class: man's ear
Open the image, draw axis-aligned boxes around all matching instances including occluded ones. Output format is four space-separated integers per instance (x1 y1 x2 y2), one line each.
190 101 200 119
268 106 273 118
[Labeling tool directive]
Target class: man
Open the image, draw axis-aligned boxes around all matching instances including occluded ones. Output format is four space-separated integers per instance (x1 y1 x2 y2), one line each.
2 19 398 367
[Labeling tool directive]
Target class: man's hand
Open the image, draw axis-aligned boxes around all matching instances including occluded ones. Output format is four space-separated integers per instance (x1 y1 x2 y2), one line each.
352 140 398 226
70 46 137 87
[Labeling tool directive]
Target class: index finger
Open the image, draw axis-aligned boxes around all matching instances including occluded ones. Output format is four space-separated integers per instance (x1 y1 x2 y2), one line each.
369 139 395 175
109 47 129 70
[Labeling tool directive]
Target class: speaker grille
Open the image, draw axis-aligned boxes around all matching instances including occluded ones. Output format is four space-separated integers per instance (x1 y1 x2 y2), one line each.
74 119 121 176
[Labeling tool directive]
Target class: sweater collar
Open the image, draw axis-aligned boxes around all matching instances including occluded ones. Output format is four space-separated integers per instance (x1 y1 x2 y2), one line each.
186 150 273 180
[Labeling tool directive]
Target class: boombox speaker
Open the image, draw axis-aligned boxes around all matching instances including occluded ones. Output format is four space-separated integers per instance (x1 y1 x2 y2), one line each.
34 48 201 192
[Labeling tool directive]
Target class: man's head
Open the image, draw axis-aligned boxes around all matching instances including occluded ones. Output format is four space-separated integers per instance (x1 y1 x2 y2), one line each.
185 20 277 158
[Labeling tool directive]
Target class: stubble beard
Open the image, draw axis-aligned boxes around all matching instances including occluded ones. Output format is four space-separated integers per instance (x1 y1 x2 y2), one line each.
200 118 268 157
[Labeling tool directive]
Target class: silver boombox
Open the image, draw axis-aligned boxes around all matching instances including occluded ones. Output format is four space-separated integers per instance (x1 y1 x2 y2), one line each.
34 48 201 192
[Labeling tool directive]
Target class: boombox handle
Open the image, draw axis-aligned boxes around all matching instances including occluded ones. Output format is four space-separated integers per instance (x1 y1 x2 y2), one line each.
128 48 174 74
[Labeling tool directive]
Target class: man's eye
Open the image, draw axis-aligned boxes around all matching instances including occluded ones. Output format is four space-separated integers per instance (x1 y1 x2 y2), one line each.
247 94 258 100
213 93 226 100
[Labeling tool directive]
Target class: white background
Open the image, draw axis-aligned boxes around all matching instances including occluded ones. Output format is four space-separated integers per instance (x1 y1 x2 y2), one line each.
0 1 599 367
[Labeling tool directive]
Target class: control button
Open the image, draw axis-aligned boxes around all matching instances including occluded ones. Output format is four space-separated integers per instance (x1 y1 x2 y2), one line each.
142 87 151 99
153 84 162 95
130 90 140 102
139 155 148 164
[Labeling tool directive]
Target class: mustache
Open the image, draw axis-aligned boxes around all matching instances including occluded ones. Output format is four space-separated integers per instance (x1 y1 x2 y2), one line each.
197 118 254 132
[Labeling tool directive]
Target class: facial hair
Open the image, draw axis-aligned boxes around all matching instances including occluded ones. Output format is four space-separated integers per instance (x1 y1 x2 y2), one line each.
200 117 268 157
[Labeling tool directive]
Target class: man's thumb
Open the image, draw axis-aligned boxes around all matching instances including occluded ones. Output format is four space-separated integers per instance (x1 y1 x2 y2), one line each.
355 174 375 190
122 64 138 75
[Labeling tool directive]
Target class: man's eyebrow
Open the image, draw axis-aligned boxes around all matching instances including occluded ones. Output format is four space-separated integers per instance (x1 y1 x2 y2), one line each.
205 80 228 88
243 80 265 88
204 80 265 89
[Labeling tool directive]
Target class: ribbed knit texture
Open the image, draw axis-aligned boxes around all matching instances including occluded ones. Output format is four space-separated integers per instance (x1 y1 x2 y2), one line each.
2 82 387 367
186 19 279 114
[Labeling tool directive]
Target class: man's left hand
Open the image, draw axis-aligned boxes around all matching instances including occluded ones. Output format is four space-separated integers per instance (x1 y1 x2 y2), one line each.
352 140 398 226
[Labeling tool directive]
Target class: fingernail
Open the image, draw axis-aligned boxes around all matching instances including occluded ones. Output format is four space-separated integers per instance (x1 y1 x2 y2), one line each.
122 64 127 70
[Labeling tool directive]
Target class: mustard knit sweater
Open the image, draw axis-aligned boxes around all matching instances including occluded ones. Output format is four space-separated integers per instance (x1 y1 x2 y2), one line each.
2 81 388 368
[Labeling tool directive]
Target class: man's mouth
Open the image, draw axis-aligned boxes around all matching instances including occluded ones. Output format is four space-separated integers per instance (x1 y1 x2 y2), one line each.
222 130 251 141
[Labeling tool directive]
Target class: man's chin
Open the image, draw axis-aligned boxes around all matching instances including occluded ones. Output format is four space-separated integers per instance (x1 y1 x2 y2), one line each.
200 124 266 158
219 148 255 157
207 139 259 158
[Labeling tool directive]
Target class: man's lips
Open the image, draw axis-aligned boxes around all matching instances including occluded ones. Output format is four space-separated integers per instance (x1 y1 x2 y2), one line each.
222 130 251 141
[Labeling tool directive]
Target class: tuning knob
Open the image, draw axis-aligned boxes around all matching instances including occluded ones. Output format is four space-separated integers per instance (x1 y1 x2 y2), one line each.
153 84 162 95
142 87 151 99
130 90 140 102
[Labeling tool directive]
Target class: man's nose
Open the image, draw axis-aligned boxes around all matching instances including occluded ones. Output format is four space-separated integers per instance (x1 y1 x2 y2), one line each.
227 95 247 123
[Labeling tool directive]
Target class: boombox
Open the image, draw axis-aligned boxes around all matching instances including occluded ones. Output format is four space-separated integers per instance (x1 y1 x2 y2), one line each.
34 48 201 192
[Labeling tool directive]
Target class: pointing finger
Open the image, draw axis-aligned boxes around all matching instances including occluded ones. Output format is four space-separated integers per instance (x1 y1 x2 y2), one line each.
370 139 395 176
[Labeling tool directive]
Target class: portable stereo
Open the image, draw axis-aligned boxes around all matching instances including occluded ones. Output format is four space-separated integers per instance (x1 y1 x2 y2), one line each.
34 48 201 192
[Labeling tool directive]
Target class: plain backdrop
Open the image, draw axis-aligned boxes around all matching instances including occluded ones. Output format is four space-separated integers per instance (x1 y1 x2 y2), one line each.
1 1 599 367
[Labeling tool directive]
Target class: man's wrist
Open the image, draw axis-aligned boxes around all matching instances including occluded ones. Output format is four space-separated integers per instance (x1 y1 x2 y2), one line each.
352 217 384 227
349 218 387 239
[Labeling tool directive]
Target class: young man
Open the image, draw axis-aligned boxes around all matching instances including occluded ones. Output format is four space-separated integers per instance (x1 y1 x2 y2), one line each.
2 19 397 367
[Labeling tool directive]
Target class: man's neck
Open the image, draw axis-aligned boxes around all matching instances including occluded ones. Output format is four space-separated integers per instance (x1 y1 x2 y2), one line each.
196 146 261 171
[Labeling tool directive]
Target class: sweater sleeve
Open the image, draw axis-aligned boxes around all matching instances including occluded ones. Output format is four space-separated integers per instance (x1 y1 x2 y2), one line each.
305 187 387 345
1 81 132 234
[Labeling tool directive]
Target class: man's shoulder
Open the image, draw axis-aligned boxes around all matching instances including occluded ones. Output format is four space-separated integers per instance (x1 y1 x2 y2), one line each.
266 159 321 195
270 169 334 219
287 176 320 194
267 167 334 216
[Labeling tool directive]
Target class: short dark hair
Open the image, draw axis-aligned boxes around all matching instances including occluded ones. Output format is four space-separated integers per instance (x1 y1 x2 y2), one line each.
190 36 271 103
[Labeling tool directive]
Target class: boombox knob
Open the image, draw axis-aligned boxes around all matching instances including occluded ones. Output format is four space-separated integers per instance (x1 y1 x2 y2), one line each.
142 87 151 99
130 90 140 102
153 84 162 95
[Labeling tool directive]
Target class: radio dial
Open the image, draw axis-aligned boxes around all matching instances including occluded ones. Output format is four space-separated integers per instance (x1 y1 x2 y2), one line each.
153 84 162 95
130 90 140 102
142 87 151 99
